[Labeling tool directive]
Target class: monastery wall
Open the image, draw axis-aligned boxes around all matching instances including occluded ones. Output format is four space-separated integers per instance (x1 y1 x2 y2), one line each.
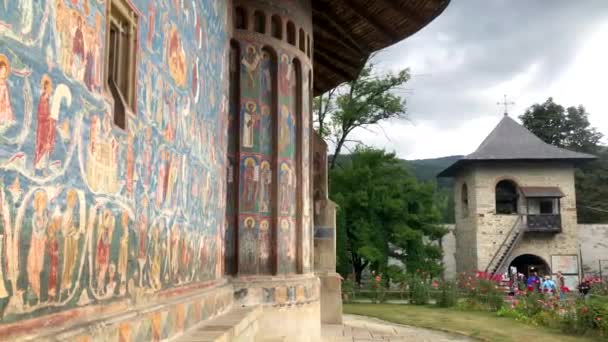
0 0 231 339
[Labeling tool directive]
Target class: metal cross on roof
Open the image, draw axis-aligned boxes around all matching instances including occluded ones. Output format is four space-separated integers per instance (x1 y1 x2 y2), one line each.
497 94 515 116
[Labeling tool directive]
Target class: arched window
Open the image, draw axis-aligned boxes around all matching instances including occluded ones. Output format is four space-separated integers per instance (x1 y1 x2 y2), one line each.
254 10 266 33
307 35 311 58
287 21 296 45
461 183 469 218
235 7 247 30
271 15 282 39
496 180 518 215
299 29 306 52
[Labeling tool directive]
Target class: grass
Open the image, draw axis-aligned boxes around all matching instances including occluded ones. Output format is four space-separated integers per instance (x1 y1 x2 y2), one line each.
344 303 596 342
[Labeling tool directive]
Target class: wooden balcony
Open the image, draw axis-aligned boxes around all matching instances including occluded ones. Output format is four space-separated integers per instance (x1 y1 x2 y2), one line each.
526 214 562 232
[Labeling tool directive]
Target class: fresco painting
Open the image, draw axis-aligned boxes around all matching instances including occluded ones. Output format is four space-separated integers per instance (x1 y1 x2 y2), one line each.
0 0 228 324
301 69 312 272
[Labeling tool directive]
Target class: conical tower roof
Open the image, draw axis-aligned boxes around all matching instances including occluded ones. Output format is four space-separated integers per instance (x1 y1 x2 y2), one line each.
438 115 596 177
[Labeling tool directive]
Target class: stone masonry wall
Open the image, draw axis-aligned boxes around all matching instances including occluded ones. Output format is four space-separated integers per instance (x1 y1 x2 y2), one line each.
453 169 478 273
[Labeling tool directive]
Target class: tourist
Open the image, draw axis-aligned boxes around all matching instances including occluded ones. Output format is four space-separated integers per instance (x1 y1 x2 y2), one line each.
556 271 567 299
540 275 557 295
526 272 541 292
578 279 591 300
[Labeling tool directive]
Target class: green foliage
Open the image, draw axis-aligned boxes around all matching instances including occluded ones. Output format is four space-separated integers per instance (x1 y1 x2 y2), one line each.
519 97 608 223
407 275 430 305
437 280 458 308
314 61 410 170
330 147 446 283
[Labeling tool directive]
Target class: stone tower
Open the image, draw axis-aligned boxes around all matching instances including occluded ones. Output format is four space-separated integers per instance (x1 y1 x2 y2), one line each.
439 116 595 281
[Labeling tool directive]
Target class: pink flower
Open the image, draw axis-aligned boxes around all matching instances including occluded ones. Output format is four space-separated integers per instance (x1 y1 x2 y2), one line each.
431 281 439 289
375 276 381 283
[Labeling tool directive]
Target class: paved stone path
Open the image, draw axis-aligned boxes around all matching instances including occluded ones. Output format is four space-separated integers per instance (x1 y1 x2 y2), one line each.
322 314 475 342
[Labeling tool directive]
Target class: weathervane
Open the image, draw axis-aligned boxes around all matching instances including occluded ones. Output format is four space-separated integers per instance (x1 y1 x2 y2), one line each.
497 94 515 116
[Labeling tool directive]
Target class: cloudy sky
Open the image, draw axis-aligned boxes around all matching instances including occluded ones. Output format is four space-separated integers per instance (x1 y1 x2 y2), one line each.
351 1 608 160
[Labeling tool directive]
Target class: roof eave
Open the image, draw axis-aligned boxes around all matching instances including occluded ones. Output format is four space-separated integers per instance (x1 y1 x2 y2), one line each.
437 156 597 178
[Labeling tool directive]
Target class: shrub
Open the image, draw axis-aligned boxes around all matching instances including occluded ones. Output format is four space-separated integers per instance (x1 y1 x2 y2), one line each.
437 280 458 308
408 275 430 305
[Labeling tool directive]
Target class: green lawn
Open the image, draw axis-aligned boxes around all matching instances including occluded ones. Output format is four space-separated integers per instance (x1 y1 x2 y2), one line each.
344 303 595 342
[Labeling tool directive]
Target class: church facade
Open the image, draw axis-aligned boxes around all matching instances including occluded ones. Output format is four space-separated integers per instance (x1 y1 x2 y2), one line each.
440 115 595 289
0 0 448 340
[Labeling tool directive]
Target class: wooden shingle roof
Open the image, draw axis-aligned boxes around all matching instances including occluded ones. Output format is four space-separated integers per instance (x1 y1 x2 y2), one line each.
312 0 450 95
438 115 596 177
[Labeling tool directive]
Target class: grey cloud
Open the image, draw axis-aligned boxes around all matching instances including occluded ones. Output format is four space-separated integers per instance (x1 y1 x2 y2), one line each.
375 0 608 128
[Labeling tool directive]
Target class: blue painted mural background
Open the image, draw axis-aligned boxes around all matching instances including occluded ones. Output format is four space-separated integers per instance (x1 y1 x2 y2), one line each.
0 0 228 322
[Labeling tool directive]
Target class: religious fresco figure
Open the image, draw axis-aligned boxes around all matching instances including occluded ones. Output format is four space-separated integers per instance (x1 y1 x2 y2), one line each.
86 114 119 192
241 45 260 96
137 198 149 287
0 55 15 129
61 189 80 297
47 209 62 301
117 210 129 294
258 219 271 274
149 222 162 290
279 105 295 158
241 217 257 273
147 3 156 49
27 191 48 302
259 161 271 213
279 54 292 97
156 151 169 207
96 209 115 295
72 15 85 81
169 223 180 283
259 105 272 154
34 75 55 173
279 218 295 273
168 26 187 86
279 163 294 215
241 157 258 212
260 51 273 98
126 133 135 198
241 101 257 149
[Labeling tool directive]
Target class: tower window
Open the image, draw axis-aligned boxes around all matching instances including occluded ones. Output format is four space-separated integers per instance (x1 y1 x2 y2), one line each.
496 180 518 215
461 183 469 218
287 21 296 45
254 11 266 34
271 15 282 39
106 0 138 129
235 7 247 30
299 29 305 52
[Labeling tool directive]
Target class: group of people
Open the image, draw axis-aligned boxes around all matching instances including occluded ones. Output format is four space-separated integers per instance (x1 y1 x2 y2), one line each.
507 267 593 299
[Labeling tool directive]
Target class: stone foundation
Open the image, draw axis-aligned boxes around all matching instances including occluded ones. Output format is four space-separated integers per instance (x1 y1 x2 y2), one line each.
231 274 321 341
6 282 234 341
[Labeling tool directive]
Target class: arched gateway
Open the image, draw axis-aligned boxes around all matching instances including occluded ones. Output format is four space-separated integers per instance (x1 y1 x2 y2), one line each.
509 254 550 277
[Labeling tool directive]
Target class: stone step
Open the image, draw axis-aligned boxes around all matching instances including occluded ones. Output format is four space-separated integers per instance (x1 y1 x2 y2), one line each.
175 306 262 342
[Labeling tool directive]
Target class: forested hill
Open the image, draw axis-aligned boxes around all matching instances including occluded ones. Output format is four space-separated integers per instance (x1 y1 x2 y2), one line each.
403 155 462 223
405 155 462 184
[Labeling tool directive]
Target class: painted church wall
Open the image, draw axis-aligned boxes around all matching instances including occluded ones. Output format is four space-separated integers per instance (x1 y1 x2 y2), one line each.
0 0 229 329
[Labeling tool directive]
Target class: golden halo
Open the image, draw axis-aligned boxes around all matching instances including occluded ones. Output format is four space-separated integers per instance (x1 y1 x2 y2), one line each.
246 101 257 111
245 157 255 166
0 54 10 77
244 217 255 227
261 161 270 169
260 220 269 231
281 163 290 171
40 74 53 91
280 218 290 231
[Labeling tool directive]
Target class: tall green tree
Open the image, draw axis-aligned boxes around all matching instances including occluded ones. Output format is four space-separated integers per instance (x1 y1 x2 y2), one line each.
330 147 446 284
520 97 608 222
314 61 410 169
